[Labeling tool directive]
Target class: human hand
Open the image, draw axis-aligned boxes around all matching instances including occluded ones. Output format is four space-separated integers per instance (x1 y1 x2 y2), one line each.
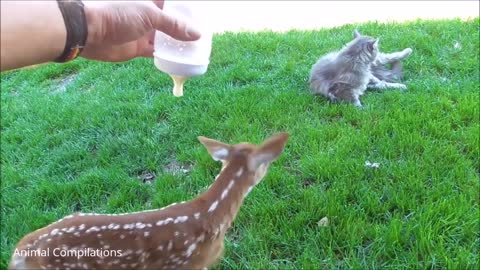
80 0 201 62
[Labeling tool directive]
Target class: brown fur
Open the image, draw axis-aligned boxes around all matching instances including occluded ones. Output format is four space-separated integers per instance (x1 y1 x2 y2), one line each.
9 133 289 270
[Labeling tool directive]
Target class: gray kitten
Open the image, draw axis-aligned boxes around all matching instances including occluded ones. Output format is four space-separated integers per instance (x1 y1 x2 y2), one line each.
309 30 412 107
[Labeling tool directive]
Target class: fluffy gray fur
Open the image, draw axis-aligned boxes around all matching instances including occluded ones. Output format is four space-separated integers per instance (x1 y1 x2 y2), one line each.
309 30 413 107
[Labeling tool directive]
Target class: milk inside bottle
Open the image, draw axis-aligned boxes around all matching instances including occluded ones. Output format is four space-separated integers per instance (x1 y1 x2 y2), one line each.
153 1 212 97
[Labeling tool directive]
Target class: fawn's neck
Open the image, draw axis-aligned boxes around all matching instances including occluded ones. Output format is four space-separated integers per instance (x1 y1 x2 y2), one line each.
196 157 253 228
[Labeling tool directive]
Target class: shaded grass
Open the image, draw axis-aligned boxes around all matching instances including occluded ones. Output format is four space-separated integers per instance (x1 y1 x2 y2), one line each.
1 19 479 269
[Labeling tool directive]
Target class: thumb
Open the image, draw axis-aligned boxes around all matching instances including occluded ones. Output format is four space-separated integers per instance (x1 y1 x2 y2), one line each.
152 0 164 9
150 9 201 41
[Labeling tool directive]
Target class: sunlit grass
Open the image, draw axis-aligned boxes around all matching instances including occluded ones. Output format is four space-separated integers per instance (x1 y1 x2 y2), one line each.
1 18 479 269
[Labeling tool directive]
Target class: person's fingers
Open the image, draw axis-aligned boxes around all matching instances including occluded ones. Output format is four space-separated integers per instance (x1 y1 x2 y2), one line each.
140 45 155 58
138 36 155 57
82 42 140 62
150 10 201 41
146 30 155 46
152 0 164 9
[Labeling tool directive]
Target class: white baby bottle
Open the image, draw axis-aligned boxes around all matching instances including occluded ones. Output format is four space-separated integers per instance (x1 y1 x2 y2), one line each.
153 1 212 97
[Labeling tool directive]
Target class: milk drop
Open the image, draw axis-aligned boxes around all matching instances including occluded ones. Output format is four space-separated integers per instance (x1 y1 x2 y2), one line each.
171 75 187 97
153 1 212 97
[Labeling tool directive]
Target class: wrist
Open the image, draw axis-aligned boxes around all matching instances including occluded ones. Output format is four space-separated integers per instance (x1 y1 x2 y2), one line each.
83 3 103 47
54 0 88 63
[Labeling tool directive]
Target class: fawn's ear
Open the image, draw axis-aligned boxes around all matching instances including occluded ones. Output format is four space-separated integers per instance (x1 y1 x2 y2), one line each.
198 136 232 162
247 133 289 171
353 29 361 38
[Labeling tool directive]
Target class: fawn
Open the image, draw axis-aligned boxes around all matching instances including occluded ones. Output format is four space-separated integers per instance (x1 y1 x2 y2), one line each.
9 133 289 270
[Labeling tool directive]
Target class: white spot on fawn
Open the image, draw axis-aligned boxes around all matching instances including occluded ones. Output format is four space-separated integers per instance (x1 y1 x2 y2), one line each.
123 224 134 229
86 226 100 233
194 213 200 219
221 189 229 200
221 180 235 200
197 233 205 242
185 243 197 257
174 216 188 223
50 229 59 236
78 224 85 230
235 168 243 177
135 223 146 229
208 200 218 212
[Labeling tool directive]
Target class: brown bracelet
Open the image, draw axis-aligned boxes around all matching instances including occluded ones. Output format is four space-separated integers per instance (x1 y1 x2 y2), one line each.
54 0 88 63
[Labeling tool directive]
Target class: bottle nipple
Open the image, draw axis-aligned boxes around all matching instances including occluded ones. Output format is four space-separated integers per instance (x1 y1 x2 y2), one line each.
170 75 187 97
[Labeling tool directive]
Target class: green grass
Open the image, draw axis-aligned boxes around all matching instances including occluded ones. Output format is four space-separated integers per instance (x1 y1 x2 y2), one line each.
1 18 479 269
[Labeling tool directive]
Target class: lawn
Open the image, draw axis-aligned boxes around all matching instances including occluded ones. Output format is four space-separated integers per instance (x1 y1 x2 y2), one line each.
1 18 479 269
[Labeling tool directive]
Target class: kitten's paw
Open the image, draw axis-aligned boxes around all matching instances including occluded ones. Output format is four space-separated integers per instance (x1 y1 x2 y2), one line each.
403 48 413 57
398 84 407 90
387 82 407 90
353 100 363 107
327 92 337 101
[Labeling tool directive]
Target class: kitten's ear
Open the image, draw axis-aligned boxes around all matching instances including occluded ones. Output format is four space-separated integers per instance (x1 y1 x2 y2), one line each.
368 39 379 52
353 29 361 38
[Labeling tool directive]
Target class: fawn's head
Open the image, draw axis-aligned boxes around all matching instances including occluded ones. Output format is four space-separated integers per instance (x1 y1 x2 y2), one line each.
198 133 289 185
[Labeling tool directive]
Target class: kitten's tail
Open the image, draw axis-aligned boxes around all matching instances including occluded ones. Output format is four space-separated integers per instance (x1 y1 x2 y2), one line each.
390 61 403 81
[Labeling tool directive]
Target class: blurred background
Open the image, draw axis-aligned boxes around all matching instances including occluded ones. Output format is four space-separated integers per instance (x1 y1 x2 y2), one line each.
187 0 479 32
